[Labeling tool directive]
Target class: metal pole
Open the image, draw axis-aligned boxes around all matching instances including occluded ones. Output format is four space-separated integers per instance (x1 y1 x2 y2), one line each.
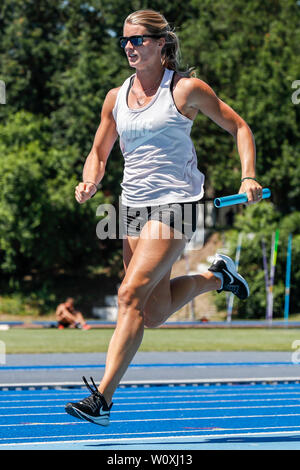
284 234 293 323
267 230 279 324
227 232 243 323
261 237 269 319
184 248 195 321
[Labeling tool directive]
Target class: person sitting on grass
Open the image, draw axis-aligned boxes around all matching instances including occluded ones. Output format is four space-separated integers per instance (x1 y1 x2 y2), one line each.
55 297 91 330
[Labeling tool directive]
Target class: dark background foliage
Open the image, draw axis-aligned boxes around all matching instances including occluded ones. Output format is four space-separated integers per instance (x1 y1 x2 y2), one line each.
0 0 299 316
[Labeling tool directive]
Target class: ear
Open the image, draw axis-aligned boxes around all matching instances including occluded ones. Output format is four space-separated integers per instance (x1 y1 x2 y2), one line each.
158 36 166 49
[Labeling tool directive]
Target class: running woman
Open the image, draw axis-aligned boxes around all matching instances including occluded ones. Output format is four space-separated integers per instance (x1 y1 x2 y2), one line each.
65 9 263 426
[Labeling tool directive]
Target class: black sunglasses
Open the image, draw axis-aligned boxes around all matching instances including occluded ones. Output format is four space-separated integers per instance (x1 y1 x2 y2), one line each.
119 35 163 48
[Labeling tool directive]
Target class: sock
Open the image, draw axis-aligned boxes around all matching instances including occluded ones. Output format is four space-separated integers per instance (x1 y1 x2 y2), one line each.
212 272 223 289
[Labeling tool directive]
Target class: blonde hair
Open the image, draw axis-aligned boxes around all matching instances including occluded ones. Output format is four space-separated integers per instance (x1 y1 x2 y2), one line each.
124 9 195 77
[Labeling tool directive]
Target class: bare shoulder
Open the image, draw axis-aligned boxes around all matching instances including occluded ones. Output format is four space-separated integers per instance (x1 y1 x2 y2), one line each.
173 74 214 97
173 74 218 112
171 74 215 119
101 86 121 115
106 86 121 100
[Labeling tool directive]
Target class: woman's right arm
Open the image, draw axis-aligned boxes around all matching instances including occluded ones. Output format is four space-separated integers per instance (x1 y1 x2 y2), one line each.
75 87 120 204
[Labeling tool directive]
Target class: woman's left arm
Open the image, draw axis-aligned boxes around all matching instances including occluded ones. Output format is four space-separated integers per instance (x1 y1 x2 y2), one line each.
185 78 263 204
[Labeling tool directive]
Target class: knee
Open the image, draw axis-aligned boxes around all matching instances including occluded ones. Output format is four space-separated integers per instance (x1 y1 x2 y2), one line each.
117 282 147 310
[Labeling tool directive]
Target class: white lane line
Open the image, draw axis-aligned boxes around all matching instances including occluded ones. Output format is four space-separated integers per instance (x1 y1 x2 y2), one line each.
1 386 300 398
1 425 300 443
0 413 66 417
1 381 300 394
1 412 300 427
2 391 300 404
2 403 300 417
1 430 300 447
1 396 300 410
1 377 300 388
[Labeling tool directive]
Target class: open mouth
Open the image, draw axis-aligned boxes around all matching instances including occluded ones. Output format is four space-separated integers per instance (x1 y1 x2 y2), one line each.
128 53 138 61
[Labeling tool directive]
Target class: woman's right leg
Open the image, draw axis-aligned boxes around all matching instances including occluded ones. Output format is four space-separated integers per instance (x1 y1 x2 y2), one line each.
97 223 187 405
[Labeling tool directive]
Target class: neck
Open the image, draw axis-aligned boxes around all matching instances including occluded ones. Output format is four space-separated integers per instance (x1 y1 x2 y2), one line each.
134 66 165 91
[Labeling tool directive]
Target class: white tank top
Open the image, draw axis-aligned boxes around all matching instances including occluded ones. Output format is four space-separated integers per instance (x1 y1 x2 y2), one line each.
112 68 205 207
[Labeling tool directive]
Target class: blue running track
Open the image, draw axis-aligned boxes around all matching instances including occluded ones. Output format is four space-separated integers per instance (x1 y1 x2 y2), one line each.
1 382 300 450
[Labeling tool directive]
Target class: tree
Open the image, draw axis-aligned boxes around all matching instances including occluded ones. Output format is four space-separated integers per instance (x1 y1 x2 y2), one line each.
0 111 110 281
179 0 300 212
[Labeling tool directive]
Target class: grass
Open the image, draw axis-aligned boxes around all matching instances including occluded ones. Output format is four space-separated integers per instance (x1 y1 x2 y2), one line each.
1 328 300 354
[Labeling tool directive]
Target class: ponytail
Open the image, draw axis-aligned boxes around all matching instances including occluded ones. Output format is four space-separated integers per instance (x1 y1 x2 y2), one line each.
161 30 179 72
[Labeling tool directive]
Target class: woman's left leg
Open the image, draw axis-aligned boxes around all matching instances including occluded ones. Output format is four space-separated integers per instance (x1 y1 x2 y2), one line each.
143 269 220 328
121 221 221 328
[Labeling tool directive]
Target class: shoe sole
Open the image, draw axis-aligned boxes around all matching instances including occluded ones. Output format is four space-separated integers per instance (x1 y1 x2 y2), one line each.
216 253 250 299
65 404 110 426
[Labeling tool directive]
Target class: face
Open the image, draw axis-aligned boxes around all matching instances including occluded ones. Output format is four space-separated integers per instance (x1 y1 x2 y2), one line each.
122 23 165 71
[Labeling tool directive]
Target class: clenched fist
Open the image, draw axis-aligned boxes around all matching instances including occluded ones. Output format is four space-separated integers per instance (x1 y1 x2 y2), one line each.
239 178 263 205
75 182 97 204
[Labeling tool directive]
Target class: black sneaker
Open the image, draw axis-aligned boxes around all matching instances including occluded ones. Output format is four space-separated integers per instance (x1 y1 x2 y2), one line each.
65 376 112 426
208 253 250 300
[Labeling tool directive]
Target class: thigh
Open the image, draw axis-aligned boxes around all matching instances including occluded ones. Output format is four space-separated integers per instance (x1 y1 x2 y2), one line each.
142 266 173 327
120 220 186 308
123 233 172 306
123 235 139 272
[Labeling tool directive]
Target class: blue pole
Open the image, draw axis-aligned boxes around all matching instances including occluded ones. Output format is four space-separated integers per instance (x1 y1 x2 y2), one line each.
284 234 293 322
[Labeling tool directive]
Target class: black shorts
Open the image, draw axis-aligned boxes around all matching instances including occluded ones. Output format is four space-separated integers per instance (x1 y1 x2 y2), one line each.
121 201 200 242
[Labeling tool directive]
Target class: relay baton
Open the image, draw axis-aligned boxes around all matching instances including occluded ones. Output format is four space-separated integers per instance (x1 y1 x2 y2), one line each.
214 188 271 208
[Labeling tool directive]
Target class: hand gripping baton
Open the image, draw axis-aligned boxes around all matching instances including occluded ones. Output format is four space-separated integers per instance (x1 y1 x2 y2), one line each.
214 188 271 208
